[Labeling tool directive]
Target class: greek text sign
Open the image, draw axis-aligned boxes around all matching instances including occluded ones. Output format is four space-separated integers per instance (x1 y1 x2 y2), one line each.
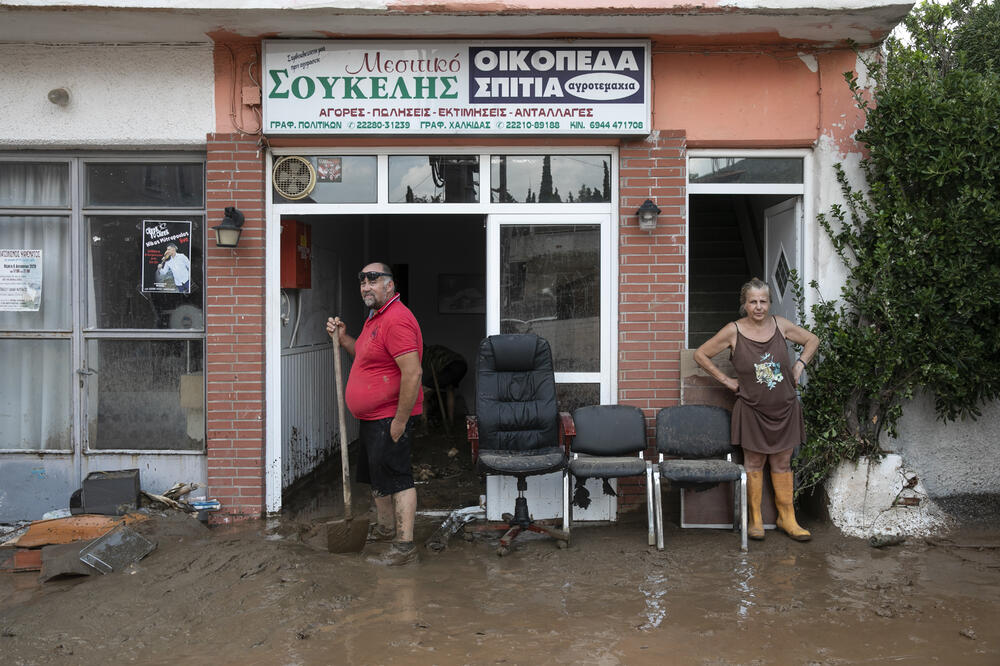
0 249 42 312
262 41 650 136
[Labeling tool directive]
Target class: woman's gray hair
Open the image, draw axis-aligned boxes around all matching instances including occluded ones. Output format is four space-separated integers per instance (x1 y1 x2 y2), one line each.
738 278 770 316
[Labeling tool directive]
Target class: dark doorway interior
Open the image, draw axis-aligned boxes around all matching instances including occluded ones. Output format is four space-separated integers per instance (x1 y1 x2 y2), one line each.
687 194 791 348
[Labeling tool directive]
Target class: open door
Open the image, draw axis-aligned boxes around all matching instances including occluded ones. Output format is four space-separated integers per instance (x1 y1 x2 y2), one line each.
764 197 801 324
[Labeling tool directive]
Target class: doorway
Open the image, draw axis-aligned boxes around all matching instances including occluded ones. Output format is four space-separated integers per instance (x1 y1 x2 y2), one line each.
687 193 801 347
266 148 620 512
276 213 486 504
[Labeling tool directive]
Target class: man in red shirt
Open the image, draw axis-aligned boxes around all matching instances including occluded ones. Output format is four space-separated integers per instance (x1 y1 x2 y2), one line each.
327 262 423 566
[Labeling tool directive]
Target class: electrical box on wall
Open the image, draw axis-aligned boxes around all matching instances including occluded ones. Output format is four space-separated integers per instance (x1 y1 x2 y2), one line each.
280 219 311 289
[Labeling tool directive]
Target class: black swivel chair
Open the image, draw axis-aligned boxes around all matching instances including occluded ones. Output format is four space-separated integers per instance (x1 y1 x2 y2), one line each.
466 334 571 556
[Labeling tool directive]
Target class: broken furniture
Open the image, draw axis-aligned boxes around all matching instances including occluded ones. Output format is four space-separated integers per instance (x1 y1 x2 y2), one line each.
566 404 655 545
467 333 570 556
78 524 156 574
0 513 151 577
652 404 748 552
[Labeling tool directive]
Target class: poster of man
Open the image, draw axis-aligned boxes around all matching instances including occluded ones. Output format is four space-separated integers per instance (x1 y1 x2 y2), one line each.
142 220 192 294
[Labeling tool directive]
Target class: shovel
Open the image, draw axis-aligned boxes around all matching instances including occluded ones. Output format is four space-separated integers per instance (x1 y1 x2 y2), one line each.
326 332 369 553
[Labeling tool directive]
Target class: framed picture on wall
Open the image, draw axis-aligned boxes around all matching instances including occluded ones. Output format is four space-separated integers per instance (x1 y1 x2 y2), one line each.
438 274 485 314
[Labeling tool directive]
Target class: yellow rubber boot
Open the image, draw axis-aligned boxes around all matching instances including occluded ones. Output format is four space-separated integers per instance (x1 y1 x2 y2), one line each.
771 471 811 541
746 470 765 540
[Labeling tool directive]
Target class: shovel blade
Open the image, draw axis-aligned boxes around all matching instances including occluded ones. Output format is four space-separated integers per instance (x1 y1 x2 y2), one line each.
327 517 369 553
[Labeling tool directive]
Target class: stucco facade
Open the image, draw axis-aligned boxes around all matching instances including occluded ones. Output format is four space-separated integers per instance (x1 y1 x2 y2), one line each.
6 0 988 529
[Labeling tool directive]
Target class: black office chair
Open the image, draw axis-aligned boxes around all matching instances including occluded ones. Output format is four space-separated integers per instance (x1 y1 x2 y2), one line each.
653 405 748 552
567 404 655 545
466 334 570 556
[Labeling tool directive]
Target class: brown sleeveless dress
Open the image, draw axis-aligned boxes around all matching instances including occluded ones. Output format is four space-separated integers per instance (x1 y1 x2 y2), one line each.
731 317 805 454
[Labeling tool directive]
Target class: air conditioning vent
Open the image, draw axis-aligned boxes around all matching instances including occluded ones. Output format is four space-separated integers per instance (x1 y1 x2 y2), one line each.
273 156 316 200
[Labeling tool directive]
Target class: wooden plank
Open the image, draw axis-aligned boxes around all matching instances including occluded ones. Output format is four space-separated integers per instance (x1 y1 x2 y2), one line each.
0 548 43 572
1 513 147 548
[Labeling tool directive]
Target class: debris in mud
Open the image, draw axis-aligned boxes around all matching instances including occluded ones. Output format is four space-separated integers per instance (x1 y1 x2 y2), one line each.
425 506 485 552
78 524 156 574
869 534 906 548
960 627 977 640
414 464 436 481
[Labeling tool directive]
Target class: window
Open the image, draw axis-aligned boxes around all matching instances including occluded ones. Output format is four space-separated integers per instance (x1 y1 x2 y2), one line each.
499 224 600 372
272 155 377 204
0 155 206 452
491 155 611 203
389 155 480 203
689 157 803 185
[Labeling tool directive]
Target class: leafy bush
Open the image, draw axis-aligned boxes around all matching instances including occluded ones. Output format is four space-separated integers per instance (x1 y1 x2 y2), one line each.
795 0 1000 494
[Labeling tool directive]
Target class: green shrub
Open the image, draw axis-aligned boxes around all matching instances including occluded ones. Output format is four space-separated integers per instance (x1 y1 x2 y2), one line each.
795 0 1000 495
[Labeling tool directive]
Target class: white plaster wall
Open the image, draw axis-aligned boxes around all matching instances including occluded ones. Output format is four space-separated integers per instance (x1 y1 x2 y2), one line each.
0 43 214 148
826 453 948 538
810 133 859 312
892 393 1000 498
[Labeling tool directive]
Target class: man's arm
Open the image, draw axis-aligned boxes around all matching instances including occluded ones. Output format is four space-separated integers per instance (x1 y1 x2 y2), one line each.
390 350 422 442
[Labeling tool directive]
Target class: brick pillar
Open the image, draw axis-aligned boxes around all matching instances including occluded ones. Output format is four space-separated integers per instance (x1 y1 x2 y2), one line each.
616 130 687 511
205 132 266 522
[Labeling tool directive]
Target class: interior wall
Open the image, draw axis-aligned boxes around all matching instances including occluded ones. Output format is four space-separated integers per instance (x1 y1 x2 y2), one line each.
283 213 485 415
384 214 486 416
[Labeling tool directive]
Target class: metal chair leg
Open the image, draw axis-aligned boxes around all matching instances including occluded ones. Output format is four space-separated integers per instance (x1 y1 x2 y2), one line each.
739 469 748 552
645 462 655 546
562 469 570 534
654 471 665 551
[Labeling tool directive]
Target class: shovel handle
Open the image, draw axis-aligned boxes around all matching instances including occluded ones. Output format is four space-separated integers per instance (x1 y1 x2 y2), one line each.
332 333 353 520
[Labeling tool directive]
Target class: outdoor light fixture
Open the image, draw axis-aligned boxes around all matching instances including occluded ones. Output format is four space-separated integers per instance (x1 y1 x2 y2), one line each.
213 206 245 248
636 199 661 231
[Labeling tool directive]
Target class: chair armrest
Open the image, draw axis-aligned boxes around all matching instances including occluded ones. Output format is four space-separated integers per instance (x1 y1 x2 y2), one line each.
558 411 575 456
466 415 479 464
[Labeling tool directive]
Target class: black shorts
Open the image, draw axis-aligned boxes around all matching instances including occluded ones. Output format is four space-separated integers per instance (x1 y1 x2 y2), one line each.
356 416 416 497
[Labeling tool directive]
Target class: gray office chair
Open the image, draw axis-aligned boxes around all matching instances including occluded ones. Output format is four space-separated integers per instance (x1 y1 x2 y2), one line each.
653 405 747 552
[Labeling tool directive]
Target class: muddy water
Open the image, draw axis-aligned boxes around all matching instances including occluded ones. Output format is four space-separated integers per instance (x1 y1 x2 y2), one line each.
3 432 998 665
4 510 997 665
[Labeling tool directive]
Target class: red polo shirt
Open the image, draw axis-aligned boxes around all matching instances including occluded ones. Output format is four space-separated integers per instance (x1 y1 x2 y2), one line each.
345 294 424 420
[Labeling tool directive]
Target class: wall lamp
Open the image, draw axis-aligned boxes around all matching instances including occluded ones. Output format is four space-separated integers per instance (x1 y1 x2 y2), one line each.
213 207 245 248
636 199 661 231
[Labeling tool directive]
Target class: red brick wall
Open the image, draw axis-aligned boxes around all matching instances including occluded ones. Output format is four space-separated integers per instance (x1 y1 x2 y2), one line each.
617 130 687 511
205 132 266 522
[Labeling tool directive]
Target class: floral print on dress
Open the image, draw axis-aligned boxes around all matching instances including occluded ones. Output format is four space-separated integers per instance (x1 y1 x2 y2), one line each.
754 352 784 389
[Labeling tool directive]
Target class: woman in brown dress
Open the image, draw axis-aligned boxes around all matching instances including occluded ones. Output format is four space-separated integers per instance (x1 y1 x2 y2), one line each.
693 278 820 541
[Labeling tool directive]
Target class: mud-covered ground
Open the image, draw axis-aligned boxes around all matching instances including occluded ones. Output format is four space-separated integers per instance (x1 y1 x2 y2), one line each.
2 429 999 665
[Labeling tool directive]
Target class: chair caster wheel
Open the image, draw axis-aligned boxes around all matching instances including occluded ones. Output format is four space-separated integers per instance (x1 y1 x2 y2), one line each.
556 540 569 549
496 546 510 557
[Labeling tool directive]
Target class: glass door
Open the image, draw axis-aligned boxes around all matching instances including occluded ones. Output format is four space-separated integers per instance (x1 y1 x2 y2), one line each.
486 213 614 409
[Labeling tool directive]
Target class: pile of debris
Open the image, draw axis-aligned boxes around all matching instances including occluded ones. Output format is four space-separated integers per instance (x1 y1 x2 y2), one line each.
0 469 218 582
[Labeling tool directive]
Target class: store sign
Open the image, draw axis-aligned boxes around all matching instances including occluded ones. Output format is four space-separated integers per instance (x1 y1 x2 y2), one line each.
262 40 649 136
0 249 42 312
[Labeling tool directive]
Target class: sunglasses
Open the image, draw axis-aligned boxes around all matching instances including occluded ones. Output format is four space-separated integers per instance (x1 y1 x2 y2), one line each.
358 271 393 284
